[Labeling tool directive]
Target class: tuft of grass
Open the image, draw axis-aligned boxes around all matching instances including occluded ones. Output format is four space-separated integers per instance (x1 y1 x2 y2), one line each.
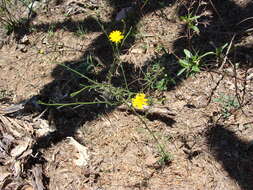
74 24 87 38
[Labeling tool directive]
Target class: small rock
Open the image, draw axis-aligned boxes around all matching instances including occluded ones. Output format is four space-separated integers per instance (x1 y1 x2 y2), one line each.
16 44 28 53
131 47 146 54
20 35 29 44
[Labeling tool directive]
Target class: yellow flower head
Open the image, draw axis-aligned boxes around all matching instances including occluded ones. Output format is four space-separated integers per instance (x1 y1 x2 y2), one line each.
109 30 124 43
132 93 149 110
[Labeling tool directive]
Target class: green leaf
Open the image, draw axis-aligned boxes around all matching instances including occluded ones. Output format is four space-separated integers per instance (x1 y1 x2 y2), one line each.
222 43 228 50
191 25 200 34
179 59 189 67
184 49 192 58
190 15 201 20
180 16 187 22
156 79 167 91
192 65 200 72
200 51 215 58
177 68 186 76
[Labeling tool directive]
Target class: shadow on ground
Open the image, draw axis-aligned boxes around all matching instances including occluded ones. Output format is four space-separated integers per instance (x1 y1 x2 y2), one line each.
207 125 253 190
175 1 253 189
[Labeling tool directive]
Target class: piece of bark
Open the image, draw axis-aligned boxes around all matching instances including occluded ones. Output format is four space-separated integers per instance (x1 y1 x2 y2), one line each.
117 104 176 116
31 165 45 190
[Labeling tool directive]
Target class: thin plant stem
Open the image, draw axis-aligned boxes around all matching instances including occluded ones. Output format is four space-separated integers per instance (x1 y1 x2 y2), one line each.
123 99 168 157
120 63 129 91
107 44 120 82
70 84 100 97
120 26 132 48
59 63 98 85
38 100 115 107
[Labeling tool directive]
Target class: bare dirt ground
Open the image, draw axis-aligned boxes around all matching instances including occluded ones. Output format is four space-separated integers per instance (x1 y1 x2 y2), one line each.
0 0 253 190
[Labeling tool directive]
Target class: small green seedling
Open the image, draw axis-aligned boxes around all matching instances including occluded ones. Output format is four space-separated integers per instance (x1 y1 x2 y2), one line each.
177 49 214 77
180 13 200 34
47 24 56 37
214 94 240 118
157 145 173 166
215 43 228 58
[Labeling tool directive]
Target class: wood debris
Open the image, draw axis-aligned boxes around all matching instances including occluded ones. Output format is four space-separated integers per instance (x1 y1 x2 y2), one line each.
67 137 89 167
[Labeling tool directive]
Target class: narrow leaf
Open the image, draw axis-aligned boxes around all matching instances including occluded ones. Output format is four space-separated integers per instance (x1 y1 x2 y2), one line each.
177 68 186 76
184 49 192 58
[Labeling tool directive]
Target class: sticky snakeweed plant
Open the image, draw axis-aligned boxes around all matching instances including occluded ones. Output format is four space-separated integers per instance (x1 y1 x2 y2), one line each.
38 23 171 164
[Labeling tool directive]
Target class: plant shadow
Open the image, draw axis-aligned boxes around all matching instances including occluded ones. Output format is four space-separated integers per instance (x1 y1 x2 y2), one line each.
206 125 253 190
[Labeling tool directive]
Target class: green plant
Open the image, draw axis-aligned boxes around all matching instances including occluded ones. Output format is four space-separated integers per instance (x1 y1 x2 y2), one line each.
214 43 228 58
180 13 200 35
74 24 87 37
47 24 56 37
144 62 175 91
177 49 214 77
157 145 173 166
38 21 172 165
214 94 240 118
0 0 32 34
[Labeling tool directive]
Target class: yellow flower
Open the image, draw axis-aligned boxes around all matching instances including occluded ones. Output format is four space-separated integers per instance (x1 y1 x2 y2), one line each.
109 30 124 43
38 49 44 54
132 93 149 110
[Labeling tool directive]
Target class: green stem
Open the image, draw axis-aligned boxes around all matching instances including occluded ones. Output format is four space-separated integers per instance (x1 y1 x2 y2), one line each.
123 100 168 157
38 100 115 107
70 85 99 97
120 63 129 91
59 63 98 85
107 44 120 82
